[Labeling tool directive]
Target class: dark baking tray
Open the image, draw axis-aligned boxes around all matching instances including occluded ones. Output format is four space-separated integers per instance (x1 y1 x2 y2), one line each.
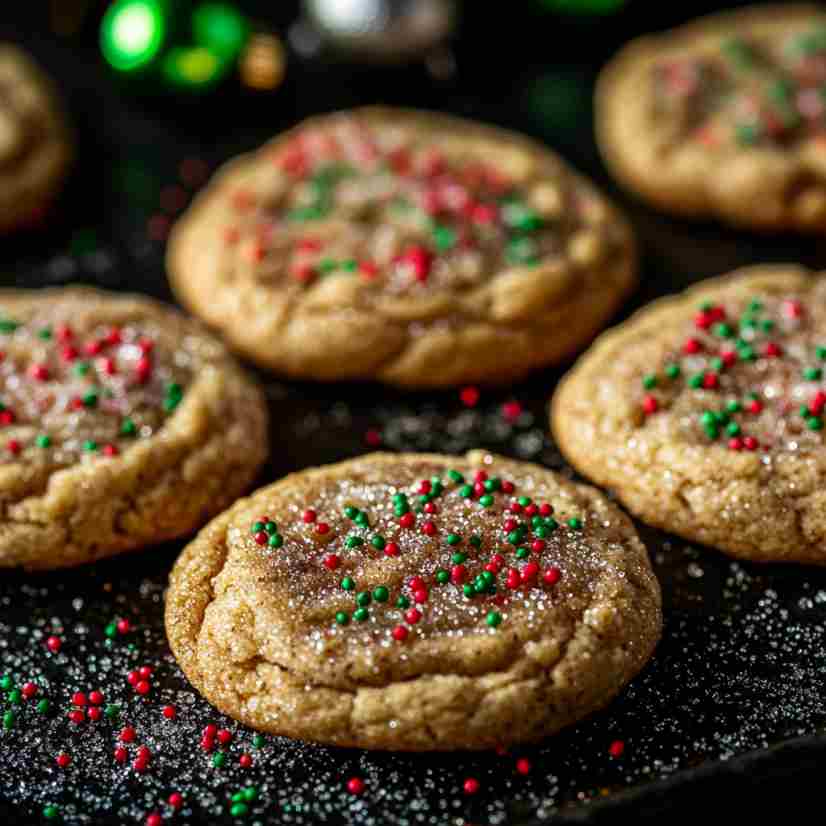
4 2 826 823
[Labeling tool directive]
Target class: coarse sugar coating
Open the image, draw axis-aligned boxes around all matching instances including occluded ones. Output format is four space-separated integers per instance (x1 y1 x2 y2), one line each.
0 44 72 231
167 106 635 387
165 451 661 751
552 264 826 564
596 4 826 231
0 287 268 569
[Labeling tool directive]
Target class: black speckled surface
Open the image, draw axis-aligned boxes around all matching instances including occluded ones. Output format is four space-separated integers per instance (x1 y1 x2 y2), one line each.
3 2 826 823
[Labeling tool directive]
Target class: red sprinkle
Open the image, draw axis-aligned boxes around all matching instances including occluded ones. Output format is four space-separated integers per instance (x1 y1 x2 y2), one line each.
88 690 104 706
421 521 437 536
323 554 340 571
46 635 61 653
404 609 422 625
316 522 330 535
145 813 162 826
609 739 625 758
502 401 522 422
135 680 151 696
346 777 365 795
384 542 400 557
459 386 480 407
302 509 317 523
116 618 131 634
463 778 480 795
5 439 21 457
217 729 232 745
392 625 409 642
88 707 102 721
114 746 128 763
55 753 71 769
68 707 85 723
162 705 176 720
763 342 783 358
642 395 658 415
239 754 253 768
168 793 183 809
127 670 140 687
119 726 136 743
543 566 561 586
21 682 37 700
683 337 702 354
72 692 87 707
515 758 531 775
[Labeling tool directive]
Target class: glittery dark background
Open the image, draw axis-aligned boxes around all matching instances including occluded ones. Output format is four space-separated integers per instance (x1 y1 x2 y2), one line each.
4 2 826 824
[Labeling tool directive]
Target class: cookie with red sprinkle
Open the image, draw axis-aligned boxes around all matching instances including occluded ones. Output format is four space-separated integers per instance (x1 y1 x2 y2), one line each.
167 107 636 387
553 264 826 564
0 287 268 569
0 45 72 232
165 451 660 750
597 4 826 232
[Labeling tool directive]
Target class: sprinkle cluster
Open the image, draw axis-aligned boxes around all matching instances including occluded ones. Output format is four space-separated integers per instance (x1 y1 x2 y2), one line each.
250 464 583 642
0 311 189 464
639 294 826 451
221 114 603 293
654 23 826 148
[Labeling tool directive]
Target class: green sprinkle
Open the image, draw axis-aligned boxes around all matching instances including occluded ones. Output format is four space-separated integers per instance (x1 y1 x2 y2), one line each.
212 752 226 768
371 535 386 550
804 367 823 381
354 512 369 527
43 805 59 820
446 533 461 546
463 584 475 599
534 526 549 539
37 327 52 340
36 435 51 448
104 704 119 719
353 607 369 622
505 236 539 266
739 345 756 361
435 569 449 584
726 422 741 436
230 802 248 817
373 586 389 603
104 622 117 638
486 611 502 628
2 710 13 729
507 530 522 545
726 400 742 413
335 611 349 626
714 322 734 338
345 535 364 549
267 534 283 549
479 494 494 507
459 484 474 498
704 423 719 439
430 480 443 496
665 363 680 379
432 224 457 252
808 416 824 431
515 547 529 559
735 122 761 146
748 299 763 312
760 319 774 332
688 373 704 389
82 390 99 408
340 259 358 272
470 535 482 548
344 506 359 519
356 591 371 608
120 418 137 436
252 521 265 534
341 577 355 591
395 595 410 609
318 258 339 274
0 676 11 691
264 521 277 534
0 319 19 333
642 374 657 390
451 551 467 564
252 734 265 748
567 517 582 530
82 440 98 453
447 470 464 483
7 689 21 705
816 346 826 361
36 699 50 714
73 361 90 376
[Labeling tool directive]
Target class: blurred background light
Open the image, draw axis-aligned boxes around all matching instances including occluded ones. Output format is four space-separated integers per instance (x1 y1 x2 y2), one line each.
100 0 166 72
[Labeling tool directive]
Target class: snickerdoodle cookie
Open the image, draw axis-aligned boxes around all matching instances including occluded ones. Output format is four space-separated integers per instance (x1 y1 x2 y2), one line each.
553 265 826 565
596 4 826 232
165 451 661 751
0 287 268 570
167 107 635 387
0 45 72 231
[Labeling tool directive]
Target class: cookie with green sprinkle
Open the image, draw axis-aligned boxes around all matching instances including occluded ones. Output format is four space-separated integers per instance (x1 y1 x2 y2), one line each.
553 265 826 564
0 287 268 569
167 107 636 387
596 4 826 232
165 451 660 750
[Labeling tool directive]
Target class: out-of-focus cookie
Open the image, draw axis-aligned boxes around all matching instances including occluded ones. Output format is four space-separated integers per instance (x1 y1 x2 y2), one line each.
596 4 826 231
553 265 826 565
0 45 72 231
0 287 268 570
167 107 636 387
165 451 661 751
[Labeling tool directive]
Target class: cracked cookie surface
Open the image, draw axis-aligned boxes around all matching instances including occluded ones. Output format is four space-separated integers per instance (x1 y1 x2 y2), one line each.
0 44 72 232
167 107 636 387
596 4 826 232
165 451 661 751
0 287 268 570
552 265 826 564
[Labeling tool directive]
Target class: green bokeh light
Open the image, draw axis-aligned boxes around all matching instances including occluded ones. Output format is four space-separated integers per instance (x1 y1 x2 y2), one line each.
193 2 248 59
162 46 225 88
100 0 166 71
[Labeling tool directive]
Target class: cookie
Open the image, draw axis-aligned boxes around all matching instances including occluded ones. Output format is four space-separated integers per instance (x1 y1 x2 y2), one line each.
596 4 826 232
0 45 72 232
0 287 268 570
167 107 636 387
165 451 661 751
551 265 826 565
